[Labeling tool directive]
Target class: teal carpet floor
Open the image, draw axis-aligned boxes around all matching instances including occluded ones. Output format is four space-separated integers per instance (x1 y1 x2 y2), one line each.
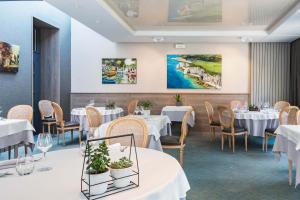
1 131 300 200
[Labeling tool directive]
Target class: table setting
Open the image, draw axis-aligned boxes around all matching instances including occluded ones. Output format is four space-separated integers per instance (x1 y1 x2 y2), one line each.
95 115 172 151
0 132 190 200
71 105 124 132
232 103 279 137
161 106 195 127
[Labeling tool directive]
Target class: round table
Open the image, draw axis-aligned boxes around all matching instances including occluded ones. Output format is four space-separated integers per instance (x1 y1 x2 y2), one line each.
0 148 190 200
234 110 279 137
71 107 124 131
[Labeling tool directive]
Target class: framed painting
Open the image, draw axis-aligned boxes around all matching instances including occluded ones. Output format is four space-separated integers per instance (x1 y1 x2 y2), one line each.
0 41 20 73
167 54 222 89
102 58 137 84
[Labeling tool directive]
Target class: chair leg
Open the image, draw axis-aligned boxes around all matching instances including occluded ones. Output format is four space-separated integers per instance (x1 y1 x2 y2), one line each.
221 134 224 151
262 136 265 152
62 129 65 146
232 136 235 153
212 127 216 141
245 133 248 152
289 159 293 186
78 129 82 144
228 136 231 149
71 130 74 142
42 124 45 134
8 146 11 160
265 134 269 152
48 124 51 134
24 145 28 155
57 130 60 145
179 148 184 166
14 145 18 159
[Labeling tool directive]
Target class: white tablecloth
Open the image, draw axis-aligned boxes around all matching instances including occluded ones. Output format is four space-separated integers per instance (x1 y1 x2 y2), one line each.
275 125 300 150
71 107 124 131
273 134 300 187
95 115 172 151
234 110 279 137
0 148 190 200
161 106 195 127
0 119 35 149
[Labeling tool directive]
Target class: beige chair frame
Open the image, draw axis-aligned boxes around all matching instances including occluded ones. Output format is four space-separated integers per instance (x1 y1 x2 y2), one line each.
204 101 220 141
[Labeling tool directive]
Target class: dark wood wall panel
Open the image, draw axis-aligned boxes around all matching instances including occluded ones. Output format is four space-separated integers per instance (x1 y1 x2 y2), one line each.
71 93 249 132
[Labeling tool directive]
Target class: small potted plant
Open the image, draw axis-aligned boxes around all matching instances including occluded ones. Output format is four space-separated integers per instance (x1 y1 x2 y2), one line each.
110 157 133 188
174 94 182 106
138 100 152 116
86 142 110 195
105 101 115 110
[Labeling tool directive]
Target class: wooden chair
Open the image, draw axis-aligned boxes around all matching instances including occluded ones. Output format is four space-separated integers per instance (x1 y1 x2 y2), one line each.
86 106 102 139
106 116 148 148
127 100 139 115
217 105 248 152
264 106 299 152
7 105 33 159
51 102 80 145
274 101 290 111
230 100 243 110
38 100 56 134
204 101 220 141
161 109 193 166
297 110 300 125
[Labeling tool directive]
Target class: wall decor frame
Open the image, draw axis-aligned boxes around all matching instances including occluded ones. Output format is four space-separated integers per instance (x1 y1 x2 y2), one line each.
0 41 20 73
167 54 222 89
102 58 137 84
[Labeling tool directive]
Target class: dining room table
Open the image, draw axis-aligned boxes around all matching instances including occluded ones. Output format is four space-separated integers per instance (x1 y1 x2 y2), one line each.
0 119 35 158
95 115 172 151
0 147 190 200
71 107 124 132
234 109 279 137
161 106 195 127
273 125 300 187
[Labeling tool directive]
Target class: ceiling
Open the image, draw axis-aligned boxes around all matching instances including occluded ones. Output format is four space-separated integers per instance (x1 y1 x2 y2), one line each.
44 0 300 43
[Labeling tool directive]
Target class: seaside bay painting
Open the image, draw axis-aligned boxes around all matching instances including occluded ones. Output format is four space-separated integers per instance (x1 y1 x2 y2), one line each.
102 58 137 84
167 54 222 89
0 41 20 73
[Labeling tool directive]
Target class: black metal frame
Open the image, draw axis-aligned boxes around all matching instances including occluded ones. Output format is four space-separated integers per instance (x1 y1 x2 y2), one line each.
81 134 139 200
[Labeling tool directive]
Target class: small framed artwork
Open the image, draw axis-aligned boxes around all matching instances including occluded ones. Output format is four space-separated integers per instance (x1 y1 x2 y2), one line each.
0 41 20 73
102 58 137 84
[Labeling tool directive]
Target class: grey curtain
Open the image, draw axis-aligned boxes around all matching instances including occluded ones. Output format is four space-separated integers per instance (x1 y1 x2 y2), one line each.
290 39 300 107
250 43 290 106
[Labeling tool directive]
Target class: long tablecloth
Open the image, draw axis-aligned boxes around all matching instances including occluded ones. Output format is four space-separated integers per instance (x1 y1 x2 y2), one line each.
71 107 124 131
95 115 171 151
0 119 35 149
161 106 195 127
234 110 279 137
0 148 190 200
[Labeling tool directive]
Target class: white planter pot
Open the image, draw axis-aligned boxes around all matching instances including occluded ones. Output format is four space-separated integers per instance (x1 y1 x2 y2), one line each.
143 110 151 116
110 167 131 188
87 170 110 195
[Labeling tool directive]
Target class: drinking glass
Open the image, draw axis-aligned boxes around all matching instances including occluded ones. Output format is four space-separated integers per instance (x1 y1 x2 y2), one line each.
37 133 53 171
80 141 87 156
16 155 35 176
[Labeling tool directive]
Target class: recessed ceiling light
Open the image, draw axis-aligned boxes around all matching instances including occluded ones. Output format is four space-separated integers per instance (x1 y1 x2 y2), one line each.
152 37 164 43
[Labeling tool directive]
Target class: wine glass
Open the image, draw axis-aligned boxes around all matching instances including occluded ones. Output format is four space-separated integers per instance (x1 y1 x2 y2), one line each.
36 133 53 171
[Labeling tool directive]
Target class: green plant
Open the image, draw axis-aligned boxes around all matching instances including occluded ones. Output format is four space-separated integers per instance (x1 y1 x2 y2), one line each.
86 142 110 174
105 101 115 109
110 157 133 169
139 100 152 110
174 94 182 103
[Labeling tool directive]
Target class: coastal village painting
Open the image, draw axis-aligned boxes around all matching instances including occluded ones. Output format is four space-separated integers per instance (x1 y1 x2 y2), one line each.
102 58 137 84
167 54 222 89
0 41 20 73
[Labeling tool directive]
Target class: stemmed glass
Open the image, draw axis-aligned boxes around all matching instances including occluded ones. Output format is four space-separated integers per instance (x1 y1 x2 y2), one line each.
36 133 53 171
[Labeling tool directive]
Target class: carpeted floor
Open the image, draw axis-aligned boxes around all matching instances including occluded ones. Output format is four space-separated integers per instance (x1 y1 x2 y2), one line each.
1 131 300 200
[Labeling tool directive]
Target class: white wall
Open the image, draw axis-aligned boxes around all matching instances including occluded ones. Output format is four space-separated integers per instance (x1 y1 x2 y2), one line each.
71 19 250 94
